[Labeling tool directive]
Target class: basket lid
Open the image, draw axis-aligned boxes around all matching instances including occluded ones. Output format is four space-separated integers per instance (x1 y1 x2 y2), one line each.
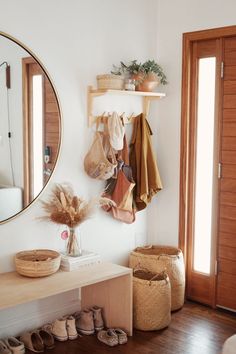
96 74 124 80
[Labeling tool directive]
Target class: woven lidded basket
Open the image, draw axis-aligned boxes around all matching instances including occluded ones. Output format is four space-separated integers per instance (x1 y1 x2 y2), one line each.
133 269 171 331
129 246 185 311
15 249 61 278
96 74 124 90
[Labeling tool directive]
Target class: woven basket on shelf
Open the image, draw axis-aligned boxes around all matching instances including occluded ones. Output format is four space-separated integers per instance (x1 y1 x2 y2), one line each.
15 249 61 278
129 246 185 311
96 74 124 90
133 269 171 331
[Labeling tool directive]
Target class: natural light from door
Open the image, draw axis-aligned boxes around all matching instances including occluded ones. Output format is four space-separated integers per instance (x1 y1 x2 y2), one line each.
32 75 43 199
193 57 216 274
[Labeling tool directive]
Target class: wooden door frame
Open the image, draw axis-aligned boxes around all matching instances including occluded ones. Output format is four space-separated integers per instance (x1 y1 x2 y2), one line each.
179 25 236 307
22 56 45 206
22 56 33 207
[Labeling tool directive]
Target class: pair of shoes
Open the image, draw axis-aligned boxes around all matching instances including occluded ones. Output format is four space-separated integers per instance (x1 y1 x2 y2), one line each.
0 337 24 354
46 316 78 341
97 328 128 347
75 306 104 335
20 329 54 353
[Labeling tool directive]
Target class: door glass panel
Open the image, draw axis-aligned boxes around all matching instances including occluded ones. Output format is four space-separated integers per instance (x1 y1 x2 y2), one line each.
193 57 216 274
32 74 43 198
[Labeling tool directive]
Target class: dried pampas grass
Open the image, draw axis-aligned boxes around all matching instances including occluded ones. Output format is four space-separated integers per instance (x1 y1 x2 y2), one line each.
41 183 115 228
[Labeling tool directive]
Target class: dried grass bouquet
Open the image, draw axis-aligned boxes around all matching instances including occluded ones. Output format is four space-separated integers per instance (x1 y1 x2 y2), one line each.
41 183 115 256
41 183 114 228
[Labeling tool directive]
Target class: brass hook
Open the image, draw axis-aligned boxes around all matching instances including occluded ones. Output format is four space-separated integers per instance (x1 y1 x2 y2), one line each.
128 112 135 121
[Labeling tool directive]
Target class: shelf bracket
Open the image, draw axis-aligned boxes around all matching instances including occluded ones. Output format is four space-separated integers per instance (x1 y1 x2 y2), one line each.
87 85 106 126
143 96 161 118
143 96 151 117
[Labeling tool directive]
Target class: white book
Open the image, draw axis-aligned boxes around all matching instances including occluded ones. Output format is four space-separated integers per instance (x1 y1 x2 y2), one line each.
61 258 101 272
60 251 99 264
61 255 101 266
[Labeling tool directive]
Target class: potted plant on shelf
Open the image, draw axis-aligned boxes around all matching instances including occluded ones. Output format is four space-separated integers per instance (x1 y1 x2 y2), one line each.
111 60 167 92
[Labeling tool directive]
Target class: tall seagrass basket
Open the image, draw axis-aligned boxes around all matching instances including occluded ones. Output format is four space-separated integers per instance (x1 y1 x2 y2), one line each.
129 246 185 311
133 269 171 331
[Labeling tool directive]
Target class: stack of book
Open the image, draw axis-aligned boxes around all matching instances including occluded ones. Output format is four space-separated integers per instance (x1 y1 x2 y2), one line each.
60 250 101 271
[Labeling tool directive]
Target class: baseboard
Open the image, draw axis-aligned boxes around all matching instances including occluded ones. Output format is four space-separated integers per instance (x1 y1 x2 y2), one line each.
0 289 81 337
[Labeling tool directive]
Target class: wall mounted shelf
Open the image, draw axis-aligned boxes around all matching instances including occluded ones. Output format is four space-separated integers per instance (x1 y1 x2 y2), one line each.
87 85 166 126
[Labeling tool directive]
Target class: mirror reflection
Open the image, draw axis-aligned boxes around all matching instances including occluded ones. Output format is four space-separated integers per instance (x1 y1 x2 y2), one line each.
0 34 61 222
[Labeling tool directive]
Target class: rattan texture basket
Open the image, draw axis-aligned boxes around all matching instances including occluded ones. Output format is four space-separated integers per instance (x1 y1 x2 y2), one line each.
15 249 61 278
96 74 124 90
129 246 185 311
133 269 171 331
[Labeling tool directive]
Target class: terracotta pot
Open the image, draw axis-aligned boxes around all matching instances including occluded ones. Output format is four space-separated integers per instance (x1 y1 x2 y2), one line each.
132 72 160 92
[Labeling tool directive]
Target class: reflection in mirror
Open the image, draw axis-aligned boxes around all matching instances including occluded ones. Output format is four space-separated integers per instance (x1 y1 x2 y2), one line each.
0 33 61 222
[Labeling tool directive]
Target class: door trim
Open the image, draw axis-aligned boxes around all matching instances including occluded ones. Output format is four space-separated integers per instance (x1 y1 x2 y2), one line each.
22 57 45 206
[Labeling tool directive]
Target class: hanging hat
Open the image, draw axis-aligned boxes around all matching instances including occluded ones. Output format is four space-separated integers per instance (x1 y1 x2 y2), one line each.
107 112 125 150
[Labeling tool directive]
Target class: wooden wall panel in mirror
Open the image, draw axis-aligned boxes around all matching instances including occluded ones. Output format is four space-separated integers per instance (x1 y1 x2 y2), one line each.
0 32 61 223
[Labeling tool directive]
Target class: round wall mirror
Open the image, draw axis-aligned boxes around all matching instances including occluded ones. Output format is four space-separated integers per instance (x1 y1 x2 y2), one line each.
0 32 61 223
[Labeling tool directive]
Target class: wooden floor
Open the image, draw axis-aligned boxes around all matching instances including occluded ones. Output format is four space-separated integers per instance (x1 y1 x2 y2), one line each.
26 301 236 354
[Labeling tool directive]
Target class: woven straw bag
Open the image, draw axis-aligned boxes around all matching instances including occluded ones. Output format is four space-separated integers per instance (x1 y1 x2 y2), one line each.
133 269 171 331
129 246 185 311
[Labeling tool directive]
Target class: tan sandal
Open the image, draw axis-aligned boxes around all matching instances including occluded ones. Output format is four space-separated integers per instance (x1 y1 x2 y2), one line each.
4 337 25 354
37 329 54 349
20 331 44 353
113 328 128 344
97 329 118 347
0 340 11 354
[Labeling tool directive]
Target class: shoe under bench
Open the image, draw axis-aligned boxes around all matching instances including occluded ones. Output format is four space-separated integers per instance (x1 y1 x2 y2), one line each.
0 262 133 335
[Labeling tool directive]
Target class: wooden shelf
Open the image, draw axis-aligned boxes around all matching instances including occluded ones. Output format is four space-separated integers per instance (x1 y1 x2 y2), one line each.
87 85 166 126
89 88 166 98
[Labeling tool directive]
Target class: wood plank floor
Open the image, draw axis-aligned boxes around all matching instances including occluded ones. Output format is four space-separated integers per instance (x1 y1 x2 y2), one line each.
26 301 236 354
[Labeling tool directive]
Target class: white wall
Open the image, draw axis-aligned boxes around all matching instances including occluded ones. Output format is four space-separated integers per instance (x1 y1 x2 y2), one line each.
0 36 27 189
0 0 158 336
148 0 236 246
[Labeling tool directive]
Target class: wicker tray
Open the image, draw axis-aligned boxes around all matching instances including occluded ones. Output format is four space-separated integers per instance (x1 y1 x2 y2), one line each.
15 249 61 278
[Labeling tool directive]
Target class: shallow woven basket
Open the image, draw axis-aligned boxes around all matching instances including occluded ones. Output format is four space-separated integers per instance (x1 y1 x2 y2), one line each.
96 74 124 90
15 249 61 278
133 269 171 331
129 246 185 311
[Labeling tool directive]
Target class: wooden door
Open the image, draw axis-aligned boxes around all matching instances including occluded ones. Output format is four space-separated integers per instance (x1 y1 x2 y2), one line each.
216 36 236 311
180 26 236 311
185 38 221 306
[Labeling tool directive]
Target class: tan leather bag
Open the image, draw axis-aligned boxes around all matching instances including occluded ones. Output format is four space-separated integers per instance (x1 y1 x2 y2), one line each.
84 122 117 180
103 136 136 224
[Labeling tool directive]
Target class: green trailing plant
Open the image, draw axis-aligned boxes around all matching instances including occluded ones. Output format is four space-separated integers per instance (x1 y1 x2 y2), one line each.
111 59 168 85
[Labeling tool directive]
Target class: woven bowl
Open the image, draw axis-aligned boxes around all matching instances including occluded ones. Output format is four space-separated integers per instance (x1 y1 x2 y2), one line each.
15 249 61 278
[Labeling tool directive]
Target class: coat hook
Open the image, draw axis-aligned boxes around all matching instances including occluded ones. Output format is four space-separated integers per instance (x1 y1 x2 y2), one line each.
128 112 134 121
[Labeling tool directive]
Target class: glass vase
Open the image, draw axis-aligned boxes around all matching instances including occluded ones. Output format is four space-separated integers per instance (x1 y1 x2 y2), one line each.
66 227 82 257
